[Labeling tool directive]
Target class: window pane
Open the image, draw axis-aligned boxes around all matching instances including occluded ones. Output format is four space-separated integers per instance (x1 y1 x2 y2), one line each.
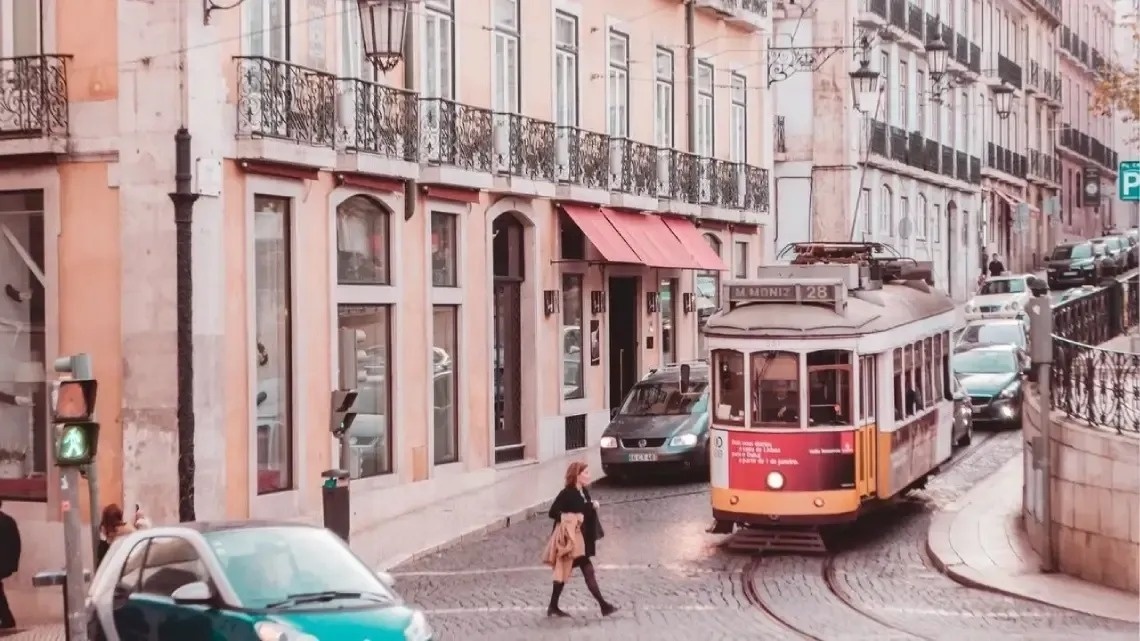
608 32 627 65
806 351 852 426
751 351 800 427
555 13 576 47
713 350 744 425
254 195 292 494
431 212 457 287
138 537 208 597
660 279 676 365
339 306 392 478
336 196 389 285
561 274 584 400
0 190 46 500
439 17 454 100
697 63 713 92
494 0 517 29
432 306 459 465
656 50 672 80
734 241 748 278
12 0 39 56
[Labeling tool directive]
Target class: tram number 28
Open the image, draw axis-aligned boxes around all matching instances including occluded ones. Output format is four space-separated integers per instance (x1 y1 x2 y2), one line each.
802 285 832 300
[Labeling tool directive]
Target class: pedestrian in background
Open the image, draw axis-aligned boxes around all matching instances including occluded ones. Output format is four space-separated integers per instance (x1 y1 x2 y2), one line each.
95 504 150 567
0 499 20 629
988 253 1005 277
543 462 617 618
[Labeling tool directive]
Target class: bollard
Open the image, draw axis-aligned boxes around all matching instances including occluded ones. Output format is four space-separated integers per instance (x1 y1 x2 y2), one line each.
33 569 92 641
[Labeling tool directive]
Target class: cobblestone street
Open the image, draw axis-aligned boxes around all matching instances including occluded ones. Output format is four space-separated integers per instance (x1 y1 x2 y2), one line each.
394 430 1140 640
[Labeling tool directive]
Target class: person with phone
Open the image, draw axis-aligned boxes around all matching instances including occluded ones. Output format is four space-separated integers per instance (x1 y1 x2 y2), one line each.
95 504 151 567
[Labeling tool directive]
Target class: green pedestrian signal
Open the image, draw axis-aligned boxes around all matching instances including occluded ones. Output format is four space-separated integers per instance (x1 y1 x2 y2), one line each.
54 422 99 466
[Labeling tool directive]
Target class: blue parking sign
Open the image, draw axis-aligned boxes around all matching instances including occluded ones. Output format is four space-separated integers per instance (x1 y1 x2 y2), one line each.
1119 161 1140 201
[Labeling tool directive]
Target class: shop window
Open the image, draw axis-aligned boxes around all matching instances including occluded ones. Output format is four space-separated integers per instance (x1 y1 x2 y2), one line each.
807 350 852 426
336 195 389 285
750 351 799 427
432 306 459 464
859 355 877 425
0 190 46 501
712 350 744 425
253 195 293 494
559 214 586 260
337 305 392 478
431 212 458 287
562 274 584 400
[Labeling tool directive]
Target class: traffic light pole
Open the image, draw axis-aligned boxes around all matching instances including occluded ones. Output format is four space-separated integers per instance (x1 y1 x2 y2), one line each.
53 354 102 562
60 468 88 641
321 328 360 542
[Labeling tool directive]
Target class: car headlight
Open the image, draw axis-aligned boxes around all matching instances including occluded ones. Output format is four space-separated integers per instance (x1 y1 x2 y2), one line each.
255 622 318 641
1005 300 1021 311
405 610 433 641
998 384 1019 399
965 302 977 313
670 433 698 447
599 436 617 449
766 471 785 490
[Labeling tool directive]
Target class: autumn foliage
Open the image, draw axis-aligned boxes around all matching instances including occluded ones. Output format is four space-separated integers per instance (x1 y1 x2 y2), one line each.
1091 20 1140 143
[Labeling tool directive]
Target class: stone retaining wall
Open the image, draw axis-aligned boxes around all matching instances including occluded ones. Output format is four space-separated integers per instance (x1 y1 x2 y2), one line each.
1022 386 1140 593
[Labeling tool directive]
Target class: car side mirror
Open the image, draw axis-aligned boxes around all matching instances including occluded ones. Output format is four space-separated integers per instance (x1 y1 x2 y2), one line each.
376 571 396 589
170 581 214 605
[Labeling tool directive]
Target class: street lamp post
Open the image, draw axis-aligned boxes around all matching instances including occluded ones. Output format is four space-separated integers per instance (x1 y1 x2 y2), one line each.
992 82 1016 120
925 37 950 81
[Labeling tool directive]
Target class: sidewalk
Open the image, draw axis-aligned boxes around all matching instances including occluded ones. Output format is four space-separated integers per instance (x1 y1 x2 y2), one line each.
0 447 603 641
926 457 1140 623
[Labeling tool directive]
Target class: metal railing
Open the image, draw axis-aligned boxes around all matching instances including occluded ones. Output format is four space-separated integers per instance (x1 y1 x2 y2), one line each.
0 54 69 139
235 56 337 146
420 97 494 173
338 78 418 160
612 138 658 197
907 3 923 39
493 112 557 182
1050 274 1140 434
997 54 1022 88
888 0 906 29
955 34 969 67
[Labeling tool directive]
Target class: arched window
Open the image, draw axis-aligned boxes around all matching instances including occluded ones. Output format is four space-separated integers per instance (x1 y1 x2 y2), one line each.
916 194 928 239
879 185 893 238
806 351 852 427
750 351 800 427
336 196 390 285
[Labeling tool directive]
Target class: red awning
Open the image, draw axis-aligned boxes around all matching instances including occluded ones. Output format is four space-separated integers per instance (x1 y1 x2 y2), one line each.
662 217 728 271
602 208 702 269
561 205 641 264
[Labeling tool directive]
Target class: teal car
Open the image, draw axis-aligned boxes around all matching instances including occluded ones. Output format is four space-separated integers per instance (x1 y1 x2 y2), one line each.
86 521 433 641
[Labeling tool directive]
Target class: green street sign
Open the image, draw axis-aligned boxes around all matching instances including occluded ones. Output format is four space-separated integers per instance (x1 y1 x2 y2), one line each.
54 422 99 466
1119 161 1140 202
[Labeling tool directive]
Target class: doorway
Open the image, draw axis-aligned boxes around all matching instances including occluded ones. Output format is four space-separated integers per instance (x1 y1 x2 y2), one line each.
608 276 639 409
492 214 524 464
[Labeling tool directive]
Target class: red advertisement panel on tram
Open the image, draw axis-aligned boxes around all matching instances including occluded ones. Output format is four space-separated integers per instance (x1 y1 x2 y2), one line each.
726 430 856 492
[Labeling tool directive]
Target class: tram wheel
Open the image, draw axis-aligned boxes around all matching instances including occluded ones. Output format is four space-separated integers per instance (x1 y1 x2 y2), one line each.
956 425 973 447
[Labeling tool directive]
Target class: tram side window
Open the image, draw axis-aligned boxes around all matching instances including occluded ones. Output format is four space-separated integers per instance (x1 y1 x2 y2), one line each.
751 351 800 427
941 332 952 399
713 350 745 425
905 343 923 416
931 336 943 401
922 337 935 406
893 348 904 421
859 355 877 425
806 350 852 427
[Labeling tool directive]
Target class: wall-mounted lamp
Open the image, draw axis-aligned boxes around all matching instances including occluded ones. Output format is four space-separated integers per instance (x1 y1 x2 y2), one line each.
543 290 560 316
590 291 606 314
646 291 660 314
682 293 694 314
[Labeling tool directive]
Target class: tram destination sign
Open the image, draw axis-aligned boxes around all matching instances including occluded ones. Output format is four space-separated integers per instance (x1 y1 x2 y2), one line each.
726 282 841 305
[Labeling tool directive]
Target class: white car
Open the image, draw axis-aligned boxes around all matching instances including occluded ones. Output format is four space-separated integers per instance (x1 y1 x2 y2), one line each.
964 275 1032 321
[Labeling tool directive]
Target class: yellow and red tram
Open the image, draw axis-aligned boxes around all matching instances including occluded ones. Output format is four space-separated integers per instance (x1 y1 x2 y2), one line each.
704 243 959 551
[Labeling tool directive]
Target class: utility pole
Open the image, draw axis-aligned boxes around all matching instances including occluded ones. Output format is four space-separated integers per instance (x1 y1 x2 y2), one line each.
169 127 199 522
1026 295 1055 573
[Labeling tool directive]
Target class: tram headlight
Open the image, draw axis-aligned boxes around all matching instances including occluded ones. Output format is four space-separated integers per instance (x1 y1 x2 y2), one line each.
599 436 618 449
766 471 785 490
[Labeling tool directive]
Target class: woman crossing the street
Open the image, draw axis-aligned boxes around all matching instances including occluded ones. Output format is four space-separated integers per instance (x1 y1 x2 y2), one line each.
542 461 618 618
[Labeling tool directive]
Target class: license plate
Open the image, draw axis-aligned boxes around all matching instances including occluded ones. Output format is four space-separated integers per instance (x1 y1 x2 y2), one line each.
627 453 658 462
1064 271 1077 276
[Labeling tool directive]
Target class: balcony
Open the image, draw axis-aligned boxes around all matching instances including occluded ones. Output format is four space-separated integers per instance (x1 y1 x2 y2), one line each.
722 0 767 30
492 112 557 190
1027 0 1061 26
996 55 1022 89
556 126 609 194
969 43 981 74
970 156 981 184
906 3 923 41
865 120 978 185
907 131 924 170
923 138 939 174
337 78 418 177
870 120 888 157
611 138 660 208
420 97 495 187
955 34 969 68
888 126 908 164
888 0 906 31
940 145 954 179
956 151 968 180
0 54 69 155
1026 61 1040 94
1091 48 1105 74
235 56 338 165
858 0 888 26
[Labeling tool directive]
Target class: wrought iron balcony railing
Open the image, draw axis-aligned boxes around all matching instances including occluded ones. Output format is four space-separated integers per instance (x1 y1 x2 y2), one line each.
889 126 908 164
337 78 417 160
420 97 494 173
235 56 337 147
1029 149 1041 176
996 55 1022 89
969 43 981 73
742 165 769 212
969 156 981 183
865 0 887 19
740 0 768 16
923 138 939 173
612 138 658 198
1091 48 1105 73
940 145 954 178
925 15 940 45
493 112 556 182
888 0 906 29
662 149 700 203
1027 61 1040 91
556 126 610 190
907 3 923 39
955 34 969 67
956 151 968 180
870 120 888 156
0 54 69 140
907 131 924 169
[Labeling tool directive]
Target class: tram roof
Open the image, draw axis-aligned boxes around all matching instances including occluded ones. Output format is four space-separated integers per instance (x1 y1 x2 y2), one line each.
703 279 954 338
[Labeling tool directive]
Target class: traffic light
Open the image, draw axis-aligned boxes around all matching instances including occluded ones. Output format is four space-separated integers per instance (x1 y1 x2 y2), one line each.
330 390 359 437
51 353 99 467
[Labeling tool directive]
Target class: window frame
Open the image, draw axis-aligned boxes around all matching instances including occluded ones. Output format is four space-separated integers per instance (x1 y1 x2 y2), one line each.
422 0 456 100
932 203 942 242
136 535 210 598
712 349 745 427
554 11 579 127
733 240 748 279
898 60 908 128
880 184 893 239
730 72 747 162
431 305 460 465
695 60 715 156
654 47 675 149
916 194 928 240
606 28 630 138
860 187 872 238
805 350 854 428
492 0 521 113
561 272 585 401
430 211 459 288
428 199 465 467
243 0 288 59
859 354 877 426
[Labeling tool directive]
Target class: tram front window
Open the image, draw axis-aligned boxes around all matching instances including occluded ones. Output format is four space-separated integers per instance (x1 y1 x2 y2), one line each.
807 350 853 426
713 350 745 425
751 351 800 427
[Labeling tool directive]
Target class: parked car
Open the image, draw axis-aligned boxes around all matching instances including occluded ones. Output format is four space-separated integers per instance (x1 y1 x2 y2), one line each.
949 374 974 447
87 522 433 641
964 275 1033 320
952 343 1027 430
1090 235 1128 275
1045 241 1111 288
599 361 710 480
1057 284 1099 304
955 318 1028 351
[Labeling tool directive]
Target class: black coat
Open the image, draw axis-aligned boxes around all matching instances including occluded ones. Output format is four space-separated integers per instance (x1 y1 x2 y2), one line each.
549 486 602 558
0 510 20 579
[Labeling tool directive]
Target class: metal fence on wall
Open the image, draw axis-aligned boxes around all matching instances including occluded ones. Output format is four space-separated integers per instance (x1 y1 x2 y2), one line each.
1050 273 1140 434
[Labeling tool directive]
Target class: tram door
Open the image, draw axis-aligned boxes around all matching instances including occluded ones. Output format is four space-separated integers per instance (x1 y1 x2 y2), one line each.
856 354 878 498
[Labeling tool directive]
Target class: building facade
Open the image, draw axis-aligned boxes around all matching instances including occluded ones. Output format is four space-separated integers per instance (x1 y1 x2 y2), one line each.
1113 0 1139 229
1056 0 1120 239
0 0 772 621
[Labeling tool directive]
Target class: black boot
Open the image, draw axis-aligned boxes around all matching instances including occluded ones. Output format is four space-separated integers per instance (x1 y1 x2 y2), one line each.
580 561 617 616
547 581 570 617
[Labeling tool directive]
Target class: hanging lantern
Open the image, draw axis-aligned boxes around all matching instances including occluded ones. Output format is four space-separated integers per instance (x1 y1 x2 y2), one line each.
925 38 950 80
357 0 413 72
848 59 881 114
993 83 1015 120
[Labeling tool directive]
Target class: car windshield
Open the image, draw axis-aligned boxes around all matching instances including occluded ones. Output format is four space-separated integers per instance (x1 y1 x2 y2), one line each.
979 279 1025 295
620 381 709 416
206 527 393 609
959 323 1024 346
1053 244 1091 260
952 350 1018 375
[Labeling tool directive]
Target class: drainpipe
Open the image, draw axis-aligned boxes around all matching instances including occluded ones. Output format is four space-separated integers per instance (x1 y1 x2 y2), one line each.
403 15 416 221
685 0 696 152
170 0 199 522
